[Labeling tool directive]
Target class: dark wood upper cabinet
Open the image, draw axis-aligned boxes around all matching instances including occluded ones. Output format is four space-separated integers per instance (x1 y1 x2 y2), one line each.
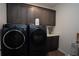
7 3 56 26
18 5 29 24
7 4 18 24
7 4 29 24
28 6 46 25
28 6 50 25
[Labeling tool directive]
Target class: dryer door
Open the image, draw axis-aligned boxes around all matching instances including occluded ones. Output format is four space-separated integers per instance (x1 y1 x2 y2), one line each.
31 28 47 46
3 30 25 49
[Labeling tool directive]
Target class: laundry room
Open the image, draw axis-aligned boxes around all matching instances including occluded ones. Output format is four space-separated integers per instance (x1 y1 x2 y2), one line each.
0 3 79 56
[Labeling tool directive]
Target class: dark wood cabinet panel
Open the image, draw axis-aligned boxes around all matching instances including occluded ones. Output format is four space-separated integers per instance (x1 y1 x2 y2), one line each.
7 3 56 26
35 7 50 25
7 4 29 24
27 6 36 24
19 5 29 24
7 4 18 24
47 36 59 51
49 10 56 26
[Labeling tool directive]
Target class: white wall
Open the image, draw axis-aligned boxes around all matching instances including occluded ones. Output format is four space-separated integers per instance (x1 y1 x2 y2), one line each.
0 3 7 29
53 3 79 54
0 3 7 55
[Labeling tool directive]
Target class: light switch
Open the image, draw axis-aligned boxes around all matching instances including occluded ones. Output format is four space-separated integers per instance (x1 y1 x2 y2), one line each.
35 18 40 25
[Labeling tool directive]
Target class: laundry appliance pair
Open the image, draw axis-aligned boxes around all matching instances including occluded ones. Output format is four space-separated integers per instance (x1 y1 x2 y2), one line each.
1 24 47 56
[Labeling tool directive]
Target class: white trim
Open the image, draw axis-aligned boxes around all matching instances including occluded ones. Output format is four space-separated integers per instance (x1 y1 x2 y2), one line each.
58 48 70 56
3 29 25 50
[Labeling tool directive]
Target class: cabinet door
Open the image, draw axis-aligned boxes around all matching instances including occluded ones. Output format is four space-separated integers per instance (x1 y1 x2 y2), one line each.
28 6 36 24
7 4 19 24
19 5 29 24
49 10 56 26
7 4 29 24
39 8 50 25
40 9 56 26
47 36 59 51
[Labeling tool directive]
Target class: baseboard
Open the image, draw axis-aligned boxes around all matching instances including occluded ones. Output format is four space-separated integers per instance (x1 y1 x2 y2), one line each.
58 48 70 56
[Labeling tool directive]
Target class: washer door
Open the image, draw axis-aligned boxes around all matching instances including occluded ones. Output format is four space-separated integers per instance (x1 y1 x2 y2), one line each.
31 29 46 46
3 30 25 49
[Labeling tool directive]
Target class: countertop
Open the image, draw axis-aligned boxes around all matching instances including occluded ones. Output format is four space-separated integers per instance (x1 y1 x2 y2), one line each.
47 34 59 37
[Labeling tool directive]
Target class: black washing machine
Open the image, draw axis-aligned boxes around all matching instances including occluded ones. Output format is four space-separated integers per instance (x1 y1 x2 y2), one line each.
1 24 29 56
29 24 47 56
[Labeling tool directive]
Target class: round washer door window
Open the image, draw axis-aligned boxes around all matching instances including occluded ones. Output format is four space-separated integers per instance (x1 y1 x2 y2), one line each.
3 30 25 49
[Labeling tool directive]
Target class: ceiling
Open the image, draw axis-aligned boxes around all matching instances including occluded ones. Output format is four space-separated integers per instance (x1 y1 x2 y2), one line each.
28 3 58 9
